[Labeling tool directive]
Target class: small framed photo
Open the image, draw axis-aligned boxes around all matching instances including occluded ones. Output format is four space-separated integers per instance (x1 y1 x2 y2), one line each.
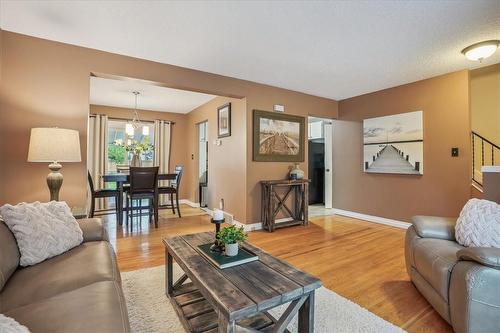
217 103 231 138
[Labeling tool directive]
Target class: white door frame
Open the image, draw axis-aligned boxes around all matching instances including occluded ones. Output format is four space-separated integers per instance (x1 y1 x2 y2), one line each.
307 116 334 208
324 121 333 209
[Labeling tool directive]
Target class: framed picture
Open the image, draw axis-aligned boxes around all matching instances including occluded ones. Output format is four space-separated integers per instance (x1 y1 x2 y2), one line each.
363 110 423 175
253 110 305 162
217 103 231 138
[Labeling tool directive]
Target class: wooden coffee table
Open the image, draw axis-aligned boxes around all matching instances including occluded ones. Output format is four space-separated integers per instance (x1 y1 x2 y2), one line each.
163 232 321 333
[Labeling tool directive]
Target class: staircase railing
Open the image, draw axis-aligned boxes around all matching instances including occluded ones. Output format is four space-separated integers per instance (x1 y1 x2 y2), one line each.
472 131 500 186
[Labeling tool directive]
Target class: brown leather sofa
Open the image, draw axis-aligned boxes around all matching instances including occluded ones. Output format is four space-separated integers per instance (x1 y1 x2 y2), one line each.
405 216 500 333
0 218 130 333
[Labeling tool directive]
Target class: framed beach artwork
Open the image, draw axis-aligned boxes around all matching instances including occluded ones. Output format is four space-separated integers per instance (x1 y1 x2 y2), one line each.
217 103 231 138
253 110 305 162
363 111 423 175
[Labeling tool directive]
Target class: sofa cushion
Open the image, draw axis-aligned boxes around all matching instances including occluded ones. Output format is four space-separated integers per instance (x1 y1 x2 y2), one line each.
0 220 20 292
455 198 500 248
0 241 119 312
413 237 463 302
0 201 83 267
5 281 129 333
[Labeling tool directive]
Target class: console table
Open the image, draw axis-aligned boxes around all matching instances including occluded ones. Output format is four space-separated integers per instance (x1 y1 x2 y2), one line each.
260 179 310 232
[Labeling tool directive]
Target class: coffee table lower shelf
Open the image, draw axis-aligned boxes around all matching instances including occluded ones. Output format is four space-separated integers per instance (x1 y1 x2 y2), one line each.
169 282 290 333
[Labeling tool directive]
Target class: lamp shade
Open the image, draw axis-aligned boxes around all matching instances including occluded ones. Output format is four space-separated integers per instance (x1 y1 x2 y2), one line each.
28 128 82 163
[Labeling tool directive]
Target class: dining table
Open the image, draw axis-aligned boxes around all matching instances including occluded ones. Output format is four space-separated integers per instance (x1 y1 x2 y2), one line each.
102 172 177 225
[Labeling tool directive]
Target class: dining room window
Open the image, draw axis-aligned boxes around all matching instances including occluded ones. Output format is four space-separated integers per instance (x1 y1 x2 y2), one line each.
107 119 155 172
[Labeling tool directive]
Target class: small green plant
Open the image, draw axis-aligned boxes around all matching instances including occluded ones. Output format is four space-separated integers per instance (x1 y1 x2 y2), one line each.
216 225 248 245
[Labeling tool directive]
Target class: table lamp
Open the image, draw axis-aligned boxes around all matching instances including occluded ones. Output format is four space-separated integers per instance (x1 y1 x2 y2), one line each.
27 128 82 201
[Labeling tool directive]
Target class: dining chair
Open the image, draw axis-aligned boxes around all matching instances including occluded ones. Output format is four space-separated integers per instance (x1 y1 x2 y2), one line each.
159 165 183 218
126 166 159 230
88 171 120 220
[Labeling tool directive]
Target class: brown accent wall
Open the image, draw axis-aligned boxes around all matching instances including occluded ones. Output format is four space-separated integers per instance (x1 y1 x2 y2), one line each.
245 97 338 222
0 31 338 221
185 97 247 221
89 104 190 199
334 70 471 221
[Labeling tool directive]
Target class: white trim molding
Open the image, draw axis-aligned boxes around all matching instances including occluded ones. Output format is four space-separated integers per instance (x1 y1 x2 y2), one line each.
333 208 411 229
177 201 410 231
233 220 263 232
179 199 200 208
482 166 500 173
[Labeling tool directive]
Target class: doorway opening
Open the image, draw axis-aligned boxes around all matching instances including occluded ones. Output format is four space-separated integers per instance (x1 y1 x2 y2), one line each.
198 121 209 208
308 116 334 217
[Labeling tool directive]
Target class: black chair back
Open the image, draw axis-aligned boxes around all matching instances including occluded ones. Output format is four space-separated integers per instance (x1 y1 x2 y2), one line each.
171 165 184 189
129 167 159 194
88 171 95 193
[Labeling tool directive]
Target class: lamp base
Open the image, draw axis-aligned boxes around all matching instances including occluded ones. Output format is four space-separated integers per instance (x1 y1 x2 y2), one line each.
47 162 63 201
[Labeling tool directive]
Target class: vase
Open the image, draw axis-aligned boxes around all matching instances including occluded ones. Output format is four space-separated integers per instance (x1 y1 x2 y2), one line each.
225 243 239 257
289 163 304 180
130 154 142 167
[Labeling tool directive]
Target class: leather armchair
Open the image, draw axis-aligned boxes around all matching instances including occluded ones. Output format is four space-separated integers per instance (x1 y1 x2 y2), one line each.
405 216 500 333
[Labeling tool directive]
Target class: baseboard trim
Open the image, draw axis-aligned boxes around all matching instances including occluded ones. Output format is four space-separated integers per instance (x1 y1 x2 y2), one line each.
233 220 263 232
176 203 409 231
333 208 411 229
179 199 200 208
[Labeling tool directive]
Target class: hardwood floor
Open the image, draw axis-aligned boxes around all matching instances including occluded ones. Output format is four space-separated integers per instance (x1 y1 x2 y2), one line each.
101 205 452 333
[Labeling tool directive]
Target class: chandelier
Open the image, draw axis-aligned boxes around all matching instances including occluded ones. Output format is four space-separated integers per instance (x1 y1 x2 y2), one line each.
125 91 149 136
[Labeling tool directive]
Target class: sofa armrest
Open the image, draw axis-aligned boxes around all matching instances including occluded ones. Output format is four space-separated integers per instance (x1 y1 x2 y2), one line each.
411 216 457 240
77 218 109 242
450 260 500 332
457 247 500 269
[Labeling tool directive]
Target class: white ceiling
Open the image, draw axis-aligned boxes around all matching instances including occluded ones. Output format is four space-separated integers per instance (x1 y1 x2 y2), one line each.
1 1 499 100
90 76 216 113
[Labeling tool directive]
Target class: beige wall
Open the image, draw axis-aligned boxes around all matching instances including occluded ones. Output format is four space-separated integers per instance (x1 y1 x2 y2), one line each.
334 70 471 221
185 97 247 221
470 64 500 181
0 31 338 222
90 104 190 199
471 63 500 144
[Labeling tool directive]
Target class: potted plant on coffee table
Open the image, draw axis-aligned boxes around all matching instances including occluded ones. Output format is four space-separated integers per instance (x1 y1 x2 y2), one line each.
216 225 248 257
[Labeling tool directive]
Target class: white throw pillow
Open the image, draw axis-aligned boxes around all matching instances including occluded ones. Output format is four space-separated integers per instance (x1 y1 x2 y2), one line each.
0 201 83 266
455 198 500 248
0 314 30 333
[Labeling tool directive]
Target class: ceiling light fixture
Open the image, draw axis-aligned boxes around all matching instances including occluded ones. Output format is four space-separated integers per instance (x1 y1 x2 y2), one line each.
125 91 149 137
461 40 499 62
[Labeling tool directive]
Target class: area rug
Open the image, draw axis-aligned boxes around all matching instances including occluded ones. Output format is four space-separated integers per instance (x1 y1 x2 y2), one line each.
122 265 405 333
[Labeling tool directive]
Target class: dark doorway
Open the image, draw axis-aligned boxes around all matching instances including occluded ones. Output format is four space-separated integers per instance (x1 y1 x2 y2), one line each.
308 138 325 204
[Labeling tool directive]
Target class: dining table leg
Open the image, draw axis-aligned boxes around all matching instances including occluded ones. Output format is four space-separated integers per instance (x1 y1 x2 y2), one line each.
117 181 124 225
154 193 159 228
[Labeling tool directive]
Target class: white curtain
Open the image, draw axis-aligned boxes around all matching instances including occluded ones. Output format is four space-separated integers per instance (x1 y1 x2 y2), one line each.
154 120 172 205
88 114 108 211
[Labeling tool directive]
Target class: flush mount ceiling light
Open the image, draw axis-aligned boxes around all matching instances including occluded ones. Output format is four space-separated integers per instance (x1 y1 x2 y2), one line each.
461 40 500 62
